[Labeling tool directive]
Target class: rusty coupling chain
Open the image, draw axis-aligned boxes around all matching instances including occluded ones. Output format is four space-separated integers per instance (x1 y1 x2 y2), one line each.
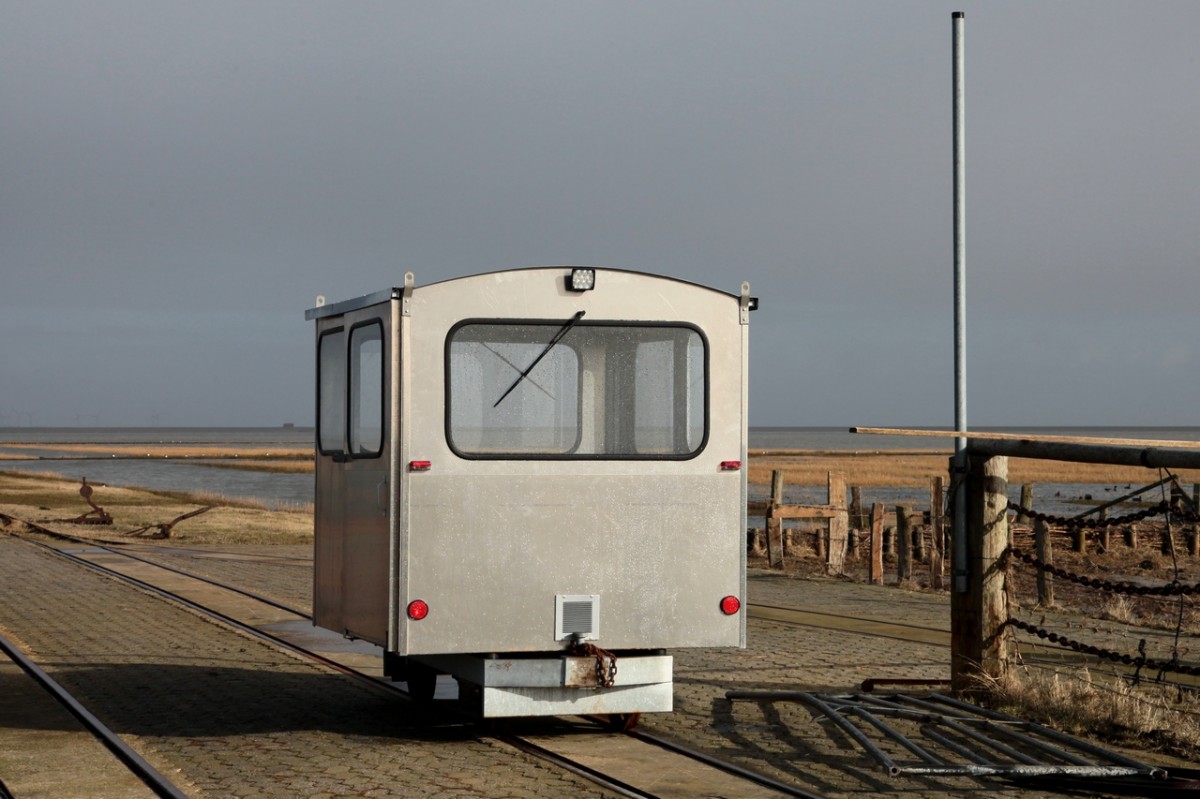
1007 499 1169 530
1009 546 1200 597
570 639 618 688
1006 618 1200 677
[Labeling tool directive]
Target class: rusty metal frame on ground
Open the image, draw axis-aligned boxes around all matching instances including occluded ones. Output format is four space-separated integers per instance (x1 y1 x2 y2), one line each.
725 690 1167 784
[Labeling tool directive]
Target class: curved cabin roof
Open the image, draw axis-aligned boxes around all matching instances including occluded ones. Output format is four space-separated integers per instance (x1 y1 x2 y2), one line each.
305 266 740 321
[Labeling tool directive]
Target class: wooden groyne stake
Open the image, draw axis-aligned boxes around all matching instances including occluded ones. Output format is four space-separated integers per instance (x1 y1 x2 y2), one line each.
869 503 884 585
766 469 785 568
930 477 945 590
896 506 912 582
1034 518 1055 607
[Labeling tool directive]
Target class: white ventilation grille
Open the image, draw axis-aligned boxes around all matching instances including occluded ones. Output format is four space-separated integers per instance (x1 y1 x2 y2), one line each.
555 594 600 641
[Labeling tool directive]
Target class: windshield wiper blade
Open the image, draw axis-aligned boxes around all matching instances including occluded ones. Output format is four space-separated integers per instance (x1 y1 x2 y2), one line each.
493 310 585 408
481 342 555 401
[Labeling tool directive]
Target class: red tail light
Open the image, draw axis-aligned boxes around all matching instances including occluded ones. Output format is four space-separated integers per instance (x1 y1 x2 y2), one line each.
720 460 741 471
720 595 741 615
409 460 432 472
407 600 429 620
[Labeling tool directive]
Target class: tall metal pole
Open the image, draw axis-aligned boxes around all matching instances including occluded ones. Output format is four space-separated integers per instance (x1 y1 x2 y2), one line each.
951 11 968 593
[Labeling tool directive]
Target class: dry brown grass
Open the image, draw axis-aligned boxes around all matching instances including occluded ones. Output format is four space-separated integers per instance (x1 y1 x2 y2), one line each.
195 460 313 474
748 451 1200 488
0 470 311 545
984 666 1200 761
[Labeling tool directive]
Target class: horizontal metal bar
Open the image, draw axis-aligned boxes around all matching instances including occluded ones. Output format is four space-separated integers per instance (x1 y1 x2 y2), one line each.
965 438 1200 470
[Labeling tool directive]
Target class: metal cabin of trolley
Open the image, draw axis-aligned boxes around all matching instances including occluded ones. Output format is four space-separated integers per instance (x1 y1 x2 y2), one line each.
305 267 751 718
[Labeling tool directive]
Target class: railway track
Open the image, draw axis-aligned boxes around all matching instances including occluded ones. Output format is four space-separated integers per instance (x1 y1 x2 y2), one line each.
748 596 1200 692
1 522 825 799
7 517 1189 797
0 629 188 799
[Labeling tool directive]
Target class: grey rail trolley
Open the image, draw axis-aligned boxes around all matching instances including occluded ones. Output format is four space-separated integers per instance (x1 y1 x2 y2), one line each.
305 267 752 718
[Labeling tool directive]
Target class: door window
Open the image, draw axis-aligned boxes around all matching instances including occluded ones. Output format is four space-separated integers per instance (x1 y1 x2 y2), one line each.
349 322 384 457
317 329 345 454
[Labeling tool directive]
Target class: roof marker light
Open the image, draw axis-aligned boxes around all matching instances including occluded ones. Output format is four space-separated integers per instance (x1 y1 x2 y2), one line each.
720 596 741 615
407 600 429 620
566 268 596 292
409 460 431 472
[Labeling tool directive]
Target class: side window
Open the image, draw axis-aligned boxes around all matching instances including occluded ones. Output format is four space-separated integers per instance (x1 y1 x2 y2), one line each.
349 322 384 457
317 329 345 454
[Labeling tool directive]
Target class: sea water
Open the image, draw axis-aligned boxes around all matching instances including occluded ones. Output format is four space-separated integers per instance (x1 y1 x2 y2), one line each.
2 426 1197 513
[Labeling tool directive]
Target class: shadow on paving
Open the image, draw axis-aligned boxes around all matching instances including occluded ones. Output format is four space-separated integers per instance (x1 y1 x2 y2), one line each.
1 663 475 741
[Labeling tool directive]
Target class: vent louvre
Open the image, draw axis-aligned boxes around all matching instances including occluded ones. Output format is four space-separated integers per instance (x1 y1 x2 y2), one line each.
555 594 600 641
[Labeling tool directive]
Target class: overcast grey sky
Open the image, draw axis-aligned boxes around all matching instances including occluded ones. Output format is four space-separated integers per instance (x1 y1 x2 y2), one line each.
3 2 1197 428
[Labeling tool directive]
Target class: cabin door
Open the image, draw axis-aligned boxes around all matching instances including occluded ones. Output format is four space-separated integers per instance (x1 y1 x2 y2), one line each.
314 310 391 644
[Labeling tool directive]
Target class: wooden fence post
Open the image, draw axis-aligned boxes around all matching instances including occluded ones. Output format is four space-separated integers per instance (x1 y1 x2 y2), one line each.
1072 527 1088 554
847 486 863 559
1192 485 1200 557
1017 483 1034 526
1034 518 1054 607
869 503 884 585
766 469 784 569
826 473 848 574
896 506 911 582
951 455 1011 691
930 476 945 590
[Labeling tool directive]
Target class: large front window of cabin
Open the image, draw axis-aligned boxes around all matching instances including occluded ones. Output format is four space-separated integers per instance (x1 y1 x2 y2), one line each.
447 321 706 459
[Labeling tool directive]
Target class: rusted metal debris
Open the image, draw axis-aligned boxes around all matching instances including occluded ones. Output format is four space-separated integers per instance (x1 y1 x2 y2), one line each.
127 505 214 539
48 477 113 525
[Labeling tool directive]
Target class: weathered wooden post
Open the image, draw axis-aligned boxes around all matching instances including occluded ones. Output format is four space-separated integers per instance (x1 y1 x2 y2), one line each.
1071 527 1087 554
1190 486 1200 557
896 505 912 582
1034 518 1054 607
847 486 863 559
826 473 849 574
1192 485 1200 557
1016 483 1034 526
1124 526 1138 549
951 455 1012 692
930 476 945 590
766 469 785 569
869 503 884 585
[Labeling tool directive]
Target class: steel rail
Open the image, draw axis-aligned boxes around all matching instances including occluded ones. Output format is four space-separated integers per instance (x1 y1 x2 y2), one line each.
499 735 668 799
748 602 950 646
0 631 190 799
8 524 834 798
1 512 312 618
626 727 830 799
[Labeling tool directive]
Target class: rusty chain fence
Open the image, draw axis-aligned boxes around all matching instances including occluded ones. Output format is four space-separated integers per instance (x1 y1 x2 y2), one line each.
1001 471 1200 702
